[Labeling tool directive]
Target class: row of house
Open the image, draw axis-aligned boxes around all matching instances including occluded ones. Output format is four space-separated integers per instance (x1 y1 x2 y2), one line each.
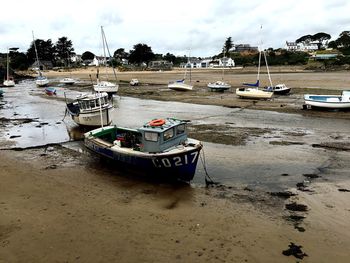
285 41 321 52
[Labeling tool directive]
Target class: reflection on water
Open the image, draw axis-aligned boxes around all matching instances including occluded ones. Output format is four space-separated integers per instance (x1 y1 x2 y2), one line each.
1 80 350 190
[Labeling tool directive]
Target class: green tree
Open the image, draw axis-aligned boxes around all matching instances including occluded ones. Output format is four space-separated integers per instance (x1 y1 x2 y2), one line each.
128 43 155 65
27 39 55 65
81 51 95 61
113 48 129 60
223 37 233 56
164 53 176 63
55 37 75 67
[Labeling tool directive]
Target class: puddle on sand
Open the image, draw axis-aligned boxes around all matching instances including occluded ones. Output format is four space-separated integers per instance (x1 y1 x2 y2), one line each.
1 80 350 190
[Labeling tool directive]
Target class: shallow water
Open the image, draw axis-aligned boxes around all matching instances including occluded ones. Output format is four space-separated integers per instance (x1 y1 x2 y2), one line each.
1 80 350 191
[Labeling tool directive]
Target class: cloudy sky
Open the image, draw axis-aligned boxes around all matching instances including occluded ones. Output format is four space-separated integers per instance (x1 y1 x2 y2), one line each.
1 0 350 57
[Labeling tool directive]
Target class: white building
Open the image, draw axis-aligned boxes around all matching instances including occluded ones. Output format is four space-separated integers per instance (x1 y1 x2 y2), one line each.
285 41 319 52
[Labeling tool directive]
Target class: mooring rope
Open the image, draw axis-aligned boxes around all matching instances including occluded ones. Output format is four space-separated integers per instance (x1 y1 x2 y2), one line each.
199 146 217 186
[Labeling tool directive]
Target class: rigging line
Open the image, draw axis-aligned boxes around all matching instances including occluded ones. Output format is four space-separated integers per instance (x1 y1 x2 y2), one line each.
101 26 118 82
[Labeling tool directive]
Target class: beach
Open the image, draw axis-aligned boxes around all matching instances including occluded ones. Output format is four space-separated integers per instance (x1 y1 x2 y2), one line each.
1 67 350 262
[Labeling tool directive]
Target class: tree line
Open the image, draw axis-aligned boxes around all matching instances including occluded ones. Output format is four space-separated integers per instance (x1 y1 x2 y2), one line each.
2 31 350 72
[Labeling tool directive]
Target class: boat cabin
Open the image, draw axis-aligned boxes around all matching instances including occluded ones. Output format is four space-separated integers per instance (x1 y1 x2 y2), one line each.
90 118 188 153
77 93 109 111
138 118 187 152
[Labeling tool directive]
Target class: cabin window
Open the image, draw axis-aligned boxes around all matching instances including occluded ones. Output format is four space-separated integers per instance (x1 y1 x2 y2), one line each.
163 128 174 141
176 124 186 135
144 132 158 142
90 100 96 108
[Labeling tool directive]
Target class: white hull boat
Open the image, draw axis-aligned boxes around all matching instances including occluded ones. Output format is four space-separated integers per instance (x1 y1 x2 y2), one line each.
236 87 273 99
3 79 15 87
3 48 15 87
60 77 76 85
207 81 231 91
93 81 119 93
66 92 113 126
168 80 193 91
36 75 49 87
304 91 350 109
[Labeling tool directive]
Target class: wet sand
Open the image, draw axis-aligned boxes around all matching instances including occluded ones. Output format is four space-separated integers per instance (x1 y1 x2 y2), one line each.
1 68 350 262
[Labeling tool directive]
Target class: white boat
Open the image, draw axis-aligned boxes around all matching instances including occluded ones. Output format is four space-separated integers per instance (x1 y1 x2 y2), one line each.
304 91 350 109
207 81 231 91
168 54 193 91
130 78 139 86
93 80 118 93
35 75 49 87
207 53 231 91
65 92 113 127
32 31 49 87
168 79 193 91
60 77 76 85
93 26 119 95
236 50 273 99
3 48 16 87
236 87 273 99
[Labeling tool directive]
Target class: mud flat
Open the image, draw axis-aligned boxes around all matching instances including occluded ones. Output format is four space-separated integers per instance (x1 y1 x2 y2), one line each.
1 70 350 262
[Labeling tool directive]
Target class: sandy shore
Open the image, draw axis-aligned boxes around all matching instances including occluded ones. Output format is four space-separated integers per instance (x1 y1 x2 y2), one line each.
1 146 349 262
1 67 350 262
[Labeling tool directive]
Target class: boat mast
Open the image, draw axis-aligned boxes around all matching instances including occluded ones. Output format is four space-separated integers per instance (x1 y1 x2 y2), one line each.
101 26 118 83
6 48 9 81
32 31 41 76
263 50 273 87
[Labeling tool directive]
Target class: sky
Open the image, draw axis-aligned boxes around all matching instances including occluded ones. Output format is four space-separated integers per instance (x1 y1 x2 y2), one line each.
1 0 350 57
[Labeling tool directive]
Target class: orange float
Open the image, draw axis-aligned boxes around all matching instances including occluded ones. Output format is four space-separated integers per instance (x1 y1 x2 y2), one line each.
149 119 165 126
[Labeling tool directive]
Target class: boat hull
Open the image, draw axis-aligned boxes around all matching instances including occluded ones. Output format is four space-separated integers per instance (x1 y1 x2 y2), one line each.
45 87 56 95
60 78 76 85
304 94 350 109
67 105 113 126
36 78 49 87
168 82 193 91
93 81 119 93
84 135 202 182
207 82 231 91
236 88 273 99
3 80 15 87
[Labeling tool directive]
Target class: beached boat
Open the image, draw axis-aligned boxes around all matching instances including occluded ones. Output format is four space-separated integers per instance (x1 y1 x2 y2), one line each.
3 48 16 87
303 91 350 109
168 54 193 91
207 81 231 92
168 79 193 91
32 32 50 87
236 51 273 99
130 78 139 86
207 53 231 92
93 26 119 95
65 92 113 126
264 83 291 95
84 118 202 182
60 77 76 85
45 87 56 95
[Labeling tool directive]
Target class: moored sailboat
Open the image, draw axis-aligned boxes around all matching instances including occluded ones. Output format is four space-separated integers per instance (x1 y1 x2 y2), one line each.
236 51 273 99
93 26 119 95
32 31 49 87
3 48 17 87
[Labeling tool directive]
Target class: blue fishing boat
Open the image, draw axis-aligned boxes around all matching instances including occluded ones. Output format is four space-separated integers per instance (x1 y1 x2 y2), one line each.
84 118 203 182
45 87 56 95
